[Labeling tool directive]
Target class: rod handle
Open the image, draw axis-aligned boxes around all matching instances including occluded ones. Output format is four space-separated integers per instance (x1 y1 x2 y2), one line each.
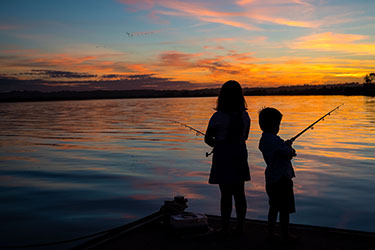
206 150 213 157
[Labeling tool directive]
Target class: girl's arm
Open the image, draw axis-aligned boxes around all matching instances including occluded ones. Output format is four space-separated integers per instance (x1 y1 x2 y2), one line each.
204 126 215 147
244 119 250 140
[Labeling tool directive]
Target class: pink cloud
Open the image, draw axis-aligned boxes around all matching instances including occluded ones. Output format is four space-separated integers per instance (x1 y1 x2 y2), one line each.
0 25 19 30
203 45 225 50
199 16 261 31
248 13 319 28
119 0 261 30
118 0 326 29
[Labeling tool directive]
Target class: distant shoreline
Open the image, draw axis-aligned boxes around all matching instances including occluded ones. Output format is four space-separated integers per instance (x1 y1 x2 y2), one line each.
1 83 374 102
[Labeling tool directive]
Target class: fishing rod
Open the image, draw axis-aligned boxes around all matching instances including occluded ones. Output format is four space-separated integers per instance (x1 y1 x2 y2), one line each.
289 103 344 142
170 120 213 157
171 120 206 136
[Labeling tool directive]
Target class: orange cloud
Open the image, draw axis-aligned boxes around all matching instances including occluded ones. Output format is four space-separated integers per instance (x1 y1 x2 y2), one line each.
2 43 373 89
158 50 200 68
0 49 135 77
226 51 255 61
249 14 319 28
150 48 374 87
291 32 375 54
237 0 254 5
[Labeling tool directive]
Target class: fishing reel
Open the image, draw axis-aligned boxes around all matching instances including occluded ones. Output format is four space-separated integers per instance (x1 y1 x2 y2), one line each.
205 150 213 157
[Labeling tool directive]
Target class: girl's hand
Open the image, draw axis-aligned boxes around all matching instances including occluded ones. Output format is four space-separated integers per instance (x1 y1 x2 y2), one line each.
204 126 215 147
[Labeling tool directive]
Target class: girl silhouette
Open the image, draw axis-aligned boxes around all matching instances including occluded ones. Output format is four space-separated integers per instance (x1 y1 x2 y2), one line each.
205 80 251 234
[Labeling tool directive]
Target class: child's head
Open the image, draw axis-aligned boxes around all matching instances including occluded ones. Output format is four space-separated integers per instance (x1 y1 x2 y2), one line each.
216 80 247 112
258 107 282 134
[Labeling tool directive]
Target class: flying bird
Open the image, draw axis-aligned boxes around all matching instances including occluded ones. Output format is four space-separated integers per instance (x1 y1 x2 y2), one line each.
126 30 160 38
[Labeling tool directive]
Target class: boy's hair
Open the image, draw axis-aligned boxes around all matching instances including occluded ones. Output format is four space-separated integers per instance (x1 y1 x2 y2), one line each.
258 107 282 132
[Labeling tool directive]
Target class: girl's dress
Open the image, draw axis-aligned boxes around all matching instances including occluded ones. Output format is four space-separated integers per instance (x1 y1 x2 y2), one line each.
207 110 251 184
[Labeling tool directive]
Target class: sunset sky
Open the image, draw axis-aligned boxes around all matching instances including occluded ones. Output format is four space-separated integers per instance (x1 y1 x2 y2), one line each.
0 0 374 91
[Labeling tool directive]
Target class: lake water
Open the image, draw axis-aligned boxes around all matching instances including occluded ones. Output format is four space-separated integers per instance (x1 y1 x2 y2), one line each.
0 95 374 248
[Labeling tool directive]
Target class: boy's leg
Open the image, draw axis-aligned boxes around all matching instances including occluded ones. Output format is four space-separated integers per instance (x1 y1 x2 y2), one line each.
219 184 232 231
280 178 296 240
233 182 247 232
266 182 278 237
279 178 296 241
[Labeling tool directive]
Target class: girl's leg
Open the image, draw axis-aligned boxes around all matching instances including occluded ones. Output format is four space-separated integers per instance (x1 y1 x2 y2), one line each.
233 182 247 232
219 184 232 230
280 211 290 239
268 207 278 236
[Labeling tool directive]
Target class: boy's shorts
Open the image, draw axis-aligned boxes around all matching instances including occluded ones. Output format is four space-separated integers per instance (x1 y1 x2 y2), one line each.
266 177 296 213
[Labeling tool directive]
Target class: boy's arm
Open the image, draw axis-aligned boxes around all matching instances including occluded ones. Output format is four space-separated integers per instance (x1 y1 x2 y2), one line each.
275 138 297 159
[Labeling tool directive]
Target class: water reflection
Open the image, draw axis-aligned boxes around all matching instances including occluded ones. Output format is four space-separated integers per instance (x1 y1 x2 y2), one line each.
0 96 374 247
364 96 375 125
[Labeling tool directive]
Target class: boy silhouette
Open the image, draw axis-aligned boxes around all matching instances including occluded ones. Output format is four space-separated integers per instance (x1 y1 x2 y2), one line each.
258 107 296 241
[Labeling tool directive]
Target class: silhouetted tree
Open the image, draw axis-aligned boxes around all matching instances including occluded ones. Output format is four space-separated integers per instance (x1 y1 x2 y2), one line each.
364 73 375 84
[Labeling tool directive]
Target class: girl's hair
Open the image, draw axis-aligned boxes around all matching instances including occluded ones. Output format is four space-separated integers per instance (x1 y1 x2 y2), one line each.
216 80 247 112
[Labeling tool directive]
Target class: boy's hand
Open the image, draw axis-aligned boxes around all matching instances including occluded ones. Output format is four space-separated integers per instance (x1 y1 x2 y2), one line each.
285 140 297 158
285 139 293 146
291 148 297 157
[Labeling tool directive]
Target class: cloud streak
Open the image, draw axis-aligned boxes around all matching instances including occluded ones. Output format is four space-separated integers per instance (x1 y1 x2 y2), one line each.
0 73 201 92
0 24 19 30
20 70 97 79
119 0 261 30
118 0 338 29
291 32 375 55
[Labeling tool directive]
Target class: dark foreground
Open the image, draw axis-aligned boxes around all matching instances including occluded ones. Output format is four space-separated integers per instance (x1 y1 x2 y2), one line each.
74 212 375 250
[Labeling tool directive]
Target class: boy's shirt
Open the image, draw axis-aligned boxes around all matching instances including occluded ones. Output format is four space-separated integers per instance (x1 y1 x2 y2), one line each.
259 132 295 183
